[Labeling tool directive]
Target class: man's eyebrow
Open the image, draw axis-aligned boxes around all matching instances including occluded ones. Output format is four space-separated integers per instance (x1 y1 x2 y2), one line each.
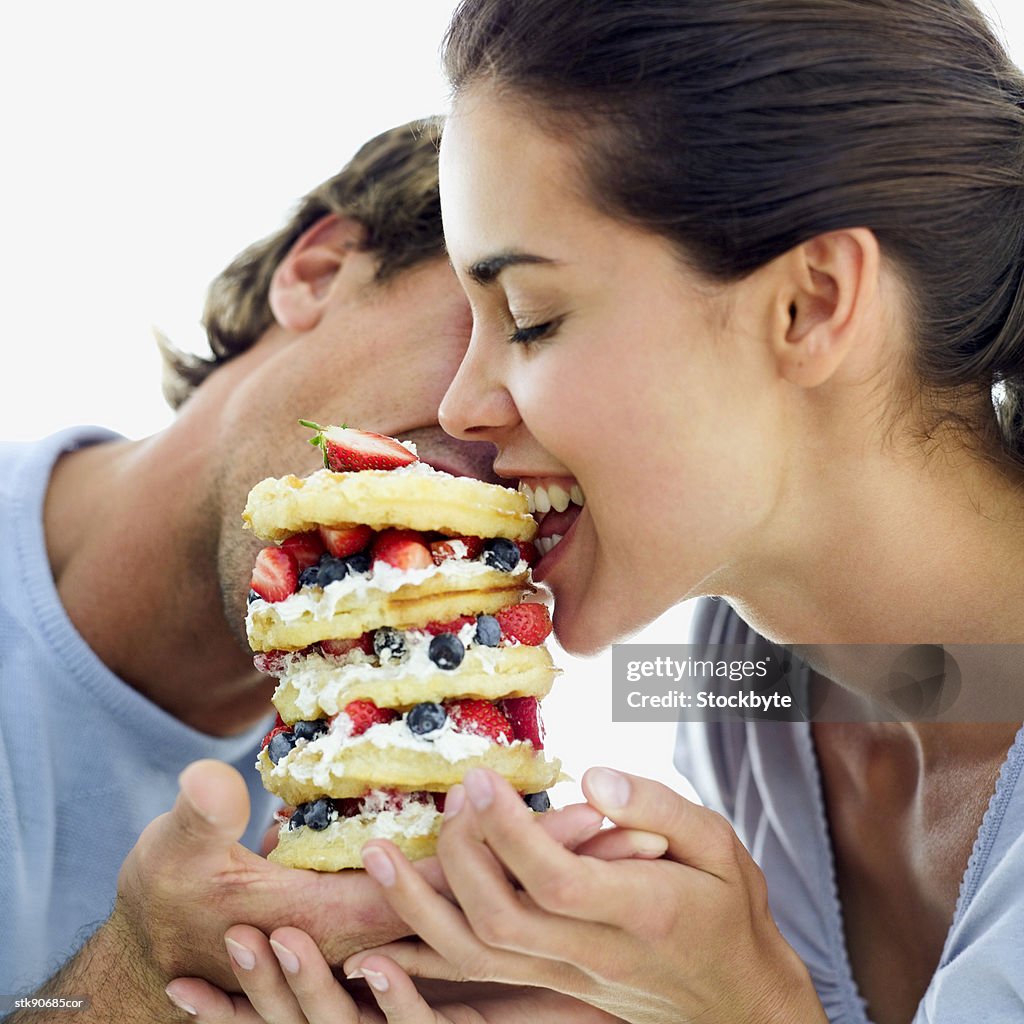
465 252 556 285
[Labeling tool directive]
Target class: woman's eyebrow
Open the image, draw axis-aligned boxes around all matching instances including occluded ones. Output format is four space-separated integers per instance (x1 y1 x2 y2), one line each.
466 251 556 285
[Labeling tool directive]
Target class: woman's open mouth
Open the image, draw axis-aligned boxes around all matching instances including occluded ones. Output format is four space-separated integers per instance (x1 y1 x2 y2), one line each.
518 478 585 557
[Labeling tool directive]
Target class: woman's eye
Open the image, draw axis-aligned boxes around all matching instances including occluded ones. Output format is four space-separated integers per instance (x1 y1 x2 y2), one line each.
508 320 555 345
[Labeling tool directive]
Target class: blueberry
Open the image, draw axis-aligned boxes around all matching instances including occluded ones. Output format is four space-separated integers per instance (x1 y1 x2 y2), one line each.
406 702 448 736
267 731 296 765
299 798 334 831
344 551 372 575
428 633 465 670
292 719 328 742
482 537 520 572
373 627 406 661
317 556 349 586
523 791 551 813
247 588 261 604
288 805 306 830
297 565 321 589
474 614 502 647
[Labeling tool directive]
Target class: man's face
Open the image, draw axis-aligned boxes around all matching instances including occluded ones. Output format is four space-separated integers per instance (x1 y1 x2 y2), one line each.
210 253 492 644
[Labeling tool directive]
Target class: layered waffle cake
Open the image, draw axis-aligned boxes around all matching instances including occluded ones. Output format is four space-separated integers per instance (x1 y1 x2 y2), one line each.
245 422 562 870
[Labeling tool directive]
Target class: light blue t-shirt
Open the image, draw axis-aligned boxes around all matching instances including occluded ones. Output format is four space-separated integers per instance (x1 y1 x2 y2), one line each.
0 427 276 995
676 598 1024 1024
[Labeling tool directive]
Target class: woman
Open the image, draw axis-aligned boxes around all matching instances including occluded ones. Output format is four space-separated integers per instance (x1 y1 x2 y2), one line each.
172 1 1024 1021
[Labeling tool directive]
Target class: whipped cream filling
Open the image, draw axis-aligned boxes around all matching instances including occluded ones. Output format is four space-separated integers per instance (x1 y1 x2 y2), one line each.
281 793 443 840
268 715 508 790
281 622 500 718
246 557 527 631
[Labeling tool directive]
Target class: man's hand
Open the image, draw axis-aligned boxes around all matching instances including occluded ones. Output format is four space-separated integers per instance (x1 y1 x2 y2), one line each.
6 760 430 1023
115 759 428 986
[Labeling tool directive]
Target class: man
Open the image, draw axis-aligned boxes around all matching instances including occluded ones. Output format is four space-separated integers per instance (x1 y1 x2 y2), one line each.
0 118 499 1021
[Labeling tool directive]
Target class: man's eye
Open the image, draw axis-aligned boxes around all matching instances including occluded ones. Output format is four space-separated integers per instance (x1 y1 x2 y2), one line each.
508 321 555 345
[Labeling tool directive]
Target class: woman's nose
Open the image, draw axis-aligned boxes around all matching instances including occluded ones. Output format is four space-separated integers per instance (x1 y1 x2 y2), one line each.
439 335 520 442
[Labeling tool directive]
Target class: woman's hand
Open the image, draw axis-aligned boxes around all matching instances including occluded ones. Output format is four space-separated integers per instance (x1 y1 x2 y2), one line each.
345 767 827 1024
167 926 624 1023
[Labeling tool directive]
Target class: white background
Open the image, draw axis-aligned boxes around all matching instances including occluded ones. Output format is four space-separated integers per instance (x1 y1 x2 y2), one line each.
3 1 1022 802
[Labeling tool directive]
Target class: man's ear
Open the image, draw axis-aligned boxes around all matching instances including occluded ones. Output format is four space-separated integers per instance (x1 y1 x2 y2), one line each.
771 228 880 387
268 214 368 332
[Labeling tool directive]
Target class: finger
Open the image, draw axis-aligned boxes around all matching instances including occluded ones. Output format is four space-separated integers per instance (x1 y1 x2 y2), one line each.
351 954 455 1024
165 978 262 1022
223 925 309 1024
345 940 465 984
267 927 366 1023
165 760 252 854
582 767 745 877
535 801 606 850
572 827 669 861
449 770 695 936
447 770 615 925
359 839 578 990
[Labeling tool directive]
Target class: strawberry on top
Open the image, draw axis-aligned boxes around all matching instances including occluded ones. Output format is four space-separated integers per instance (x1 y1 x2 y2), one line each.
301 420 418 473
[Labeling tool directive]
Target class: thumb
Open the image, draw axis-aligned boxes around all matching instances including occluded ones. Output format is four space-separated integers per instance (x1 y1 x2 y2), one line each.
167 759 252 851
582 766 740 877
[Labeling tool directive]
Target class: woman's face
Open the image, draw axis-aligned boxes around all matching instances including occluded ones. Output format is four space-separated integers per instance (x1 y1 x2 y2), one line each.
439 87 790 654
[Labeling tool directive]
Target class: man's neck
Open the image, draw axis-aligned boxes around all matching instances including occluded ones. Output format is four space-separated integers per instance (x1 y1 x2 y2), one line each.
44 435 271 735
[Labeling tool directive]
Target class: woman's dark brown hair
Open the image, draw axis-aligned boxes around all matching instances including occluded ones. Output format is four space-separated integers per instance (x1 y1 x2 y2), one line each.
159 117 444 409
443 0 1024 465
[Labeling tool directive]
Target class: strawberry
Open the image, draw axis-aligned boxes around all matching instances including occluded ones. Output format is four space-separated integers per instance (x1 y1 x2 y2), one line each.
300 420 418 472
251 547 299 602
496 603 553 646
420 614 477 636
279 531 325 570
319 632 375 658
516 539 539 567
319 523 374 558
429 535 484 565
372 529 433 571
260 714 290 751
338 700 397 737
500 696 545 749
253 649 291 676
445 699 514 744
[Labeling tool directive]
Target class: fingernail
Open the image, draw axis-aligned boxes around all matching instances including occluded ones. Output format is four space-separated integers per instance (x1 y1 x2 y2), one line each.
587 767 631 811
361 967 390 993
225 936 256 971
165 986 197 1016
630 830 669 857
177 768 217 825
444 784 465 819
270 938 300 975
464 768 494 810
361 845 397 887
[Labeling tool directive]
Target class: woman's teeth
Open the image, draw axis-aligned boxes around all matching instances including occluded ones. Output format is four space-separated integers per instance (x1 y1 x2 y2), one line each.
536 534 564 556
518 481 585 516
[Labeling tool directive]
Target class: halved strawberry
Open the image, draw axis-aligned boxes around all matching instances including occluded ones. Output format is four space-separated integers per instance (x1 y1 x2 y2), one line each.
516 539 539 567
251 547 299 602
496 603 553 645
429 536 484 565
280 531 325 570
445 699 514 744
300 420 418 472
500 696 545 749
338 700 398 737
372 529 433 571
319 632 375 658
420 614 478 636
319 523 374 558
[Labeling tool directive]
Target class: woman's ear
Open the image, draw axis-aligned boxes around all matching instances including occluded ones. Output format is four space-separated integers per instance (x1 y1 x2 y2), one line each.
773 228 880 387
268 214 368 332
